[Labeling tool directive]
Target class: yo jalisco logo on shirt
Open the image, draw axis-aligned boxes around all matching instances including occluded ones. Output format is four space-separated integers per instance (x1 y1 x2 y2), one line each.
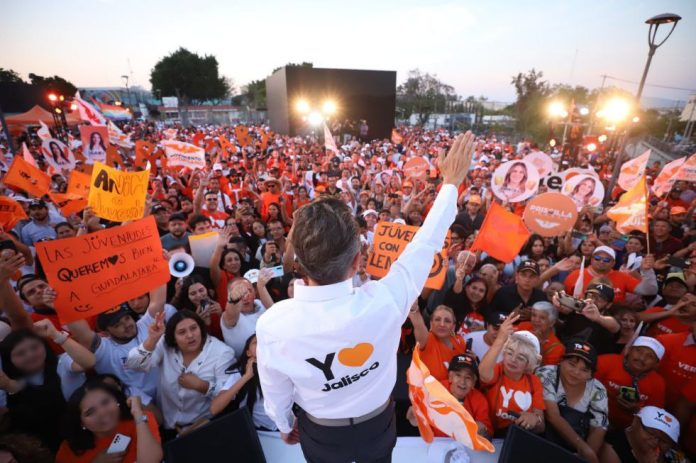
305 343 379 392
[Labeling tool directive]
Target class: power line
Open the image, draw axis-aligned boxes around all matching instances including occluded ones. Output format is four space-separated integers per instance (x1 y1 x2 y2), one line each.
601 75 696 92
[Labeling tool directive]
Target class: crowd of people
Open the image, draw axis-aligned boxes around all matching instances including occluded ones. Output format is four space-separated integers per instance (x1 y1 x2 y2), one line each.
0 120 694 463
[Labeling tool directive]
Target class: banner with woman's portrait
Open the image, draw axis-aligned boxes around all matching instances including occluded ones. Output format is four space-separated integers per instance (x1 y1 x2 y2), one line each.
79 125 110 164
562 173 604 210
41 138 76 172
491 159 539 203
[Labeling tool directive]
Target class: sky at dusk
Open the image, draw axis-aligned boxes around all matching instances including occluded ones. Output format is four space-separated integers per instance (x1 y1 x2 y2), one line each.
2 0 695 104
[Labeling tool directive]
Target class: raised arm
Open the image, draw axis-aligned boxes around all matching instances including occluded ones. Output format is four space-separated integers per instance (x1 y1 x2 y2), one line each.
210 359 255 415
33 319 96 371
210 226 233 287
407 303 429 350
479 313 518 383
256 268 275 309
0 254 33 330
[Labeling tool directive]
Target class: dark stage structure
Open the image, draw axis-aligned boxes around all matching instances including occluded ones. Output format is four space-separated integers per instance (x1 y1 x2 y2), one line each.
266 67 396 140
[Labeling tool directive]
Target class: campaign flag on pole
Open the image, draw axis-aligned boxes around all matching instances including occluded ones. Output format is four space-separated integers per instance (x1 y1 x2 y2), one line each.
135 140 156 168
4 155 51 198
674 154 696 182
75 92 107 125
470 202 531 263
391 129 403 145
607 175 648 234
161 140 206 169
617 149 650 191
573 256 586 298
37 120 51 141
651 157 686 197
407 347 495 451
323 122 339 155
21 142 38 168
107 121 133 148
0 197 28 232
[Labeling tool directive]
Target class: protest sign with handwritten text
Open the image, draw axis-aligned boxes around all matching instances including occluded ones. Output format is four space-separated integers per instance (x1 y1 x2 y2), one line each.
36 216 170 324
366 222 449 289
87 161 149 222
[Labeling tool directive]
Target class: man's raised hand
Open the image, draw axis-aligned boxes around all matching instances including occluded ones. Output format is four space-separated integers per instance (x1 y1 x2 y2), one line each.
439 131 476 187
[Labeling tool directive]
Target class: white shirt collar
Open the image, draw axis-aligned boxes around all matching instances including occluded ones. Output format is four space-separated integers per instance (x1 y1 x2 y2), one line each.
294 277 353 302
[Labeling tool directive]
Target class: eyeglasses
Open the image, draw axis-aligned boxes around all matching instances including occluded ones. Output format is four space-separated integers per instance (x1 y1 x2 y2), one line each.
593 255 612 263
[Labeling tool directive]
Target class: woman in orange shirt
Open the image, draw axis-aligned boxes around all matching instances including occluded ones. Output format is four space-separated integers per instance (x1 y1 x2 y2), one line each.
56 381 162 463
408 304 467 382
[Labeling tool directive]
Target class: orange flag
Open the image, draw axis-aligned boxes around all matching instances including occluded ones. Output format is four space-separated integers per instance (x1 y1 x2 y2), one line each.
235 125 251 147
618 149 650 191
470 202 531 263
407 346 495 451
607 174 648 234
48 192 87 217
0 197 28 231
4 156 51 198
68 170 92 198
135 140 156 168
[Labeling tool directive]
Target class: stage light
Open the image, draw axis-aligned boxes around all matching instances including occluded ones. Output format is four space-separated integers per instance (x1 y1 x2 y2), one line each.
114 101 122 106
48 93 57 102
295 99 310 114
307 111 323 126
599 98 631 123
586 143 597 152
55 108 62 114
579 107 590 116
548 102 566 118
598 134 608 143
632 116 640 123
549 139 557 147
70 102 78 111
322 100 337 114
59 95 65 101
559 110 569 118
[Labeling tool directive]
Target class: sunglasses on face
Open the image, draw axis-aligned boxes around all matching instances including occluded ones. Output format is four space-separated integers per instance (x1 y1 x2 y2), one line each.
593 255 612 263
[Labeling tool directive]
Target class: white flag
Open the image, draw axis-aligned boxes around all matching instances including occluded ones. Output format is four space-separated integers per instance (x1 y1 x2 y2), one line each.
21 142 38 168
573 256 585 298
75 92 107 125
323 123 339 155
37 120 51 141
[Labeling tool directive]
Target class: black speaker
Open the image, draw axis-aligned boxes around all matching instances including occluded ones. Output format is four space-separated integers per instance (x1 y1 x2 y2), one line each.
498 425 584 463
164 408 266 463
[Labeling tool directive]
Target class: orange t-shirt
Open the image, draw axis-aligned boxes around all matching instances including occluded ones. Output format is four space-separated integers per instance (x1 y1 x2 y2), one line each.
202 209 229 229
564 269 639 302
481 363 545 432
680 377 696 455
419 332 467 382
517 322 565 366
56 411 160 463
595 354 666 429
644 307 691 337
655 332 696 410
435 384 493 437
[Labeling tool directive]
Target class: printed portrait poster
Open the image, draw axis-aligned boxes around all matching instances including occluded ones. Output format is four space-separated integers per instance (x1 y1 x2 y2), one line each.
523 193 578 237
41 138 76 171
36 216 170 324
87 162 150 222
563 173 605 211
524 151 554 178
366 222 450 290
491 159 540 203
79 125 109 164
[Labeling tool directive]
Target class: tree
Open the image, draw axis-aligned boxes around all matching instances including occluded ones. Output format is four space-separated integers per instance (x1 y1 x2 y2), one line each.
241 62 313 110
150 47 230 104
397 69 457 125
0 68 24 84
27 73 77 96
510 68 550 140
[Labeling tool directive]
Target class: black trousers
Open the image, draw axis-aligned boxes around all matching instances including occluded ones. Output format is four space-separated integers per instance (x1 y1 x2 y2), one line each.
297 401 397 463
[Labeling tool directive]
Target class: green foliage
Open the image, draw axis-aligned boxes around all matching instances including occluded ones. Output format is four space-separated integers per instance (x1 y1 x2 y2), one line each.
150 47 230 103
0 68 24 84
510 69 550 141
27 73 77 96
242 62 314 110
397 69 458 125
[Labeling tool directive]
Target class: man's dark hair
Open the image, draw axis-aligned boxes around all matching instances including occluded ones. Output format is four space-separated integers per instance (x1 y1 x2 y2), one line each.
292 198 360 285
188 214 212 229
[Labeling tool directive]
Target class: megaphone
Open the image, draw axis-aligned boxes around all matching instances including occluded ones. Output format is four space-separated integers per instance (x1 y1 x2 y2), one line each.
169 252 194 278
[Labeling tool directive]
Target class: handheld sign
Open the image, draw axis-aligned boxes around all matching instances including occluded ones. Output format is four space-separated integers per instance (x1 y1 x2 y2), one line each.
87 161 149 222
523 193 578 237
403 157 429 180
366 222 449 290
36 216 170 324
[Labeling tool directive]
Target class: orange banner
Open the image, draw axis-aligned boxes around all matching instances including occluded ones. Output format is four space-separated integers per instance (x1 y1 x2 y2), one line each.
607 175 648 234
48 192 87 217
4 155 51 198
68 170 92 198
470 202 531 263
366 222 449 290
0 197 28 232
235 125 251 147
135 140 156 168
35 216 170 324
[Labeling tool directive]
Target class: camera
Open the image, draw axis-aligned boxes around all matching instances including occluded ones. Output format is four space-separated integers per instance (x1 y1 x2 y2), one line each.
555 291 585 312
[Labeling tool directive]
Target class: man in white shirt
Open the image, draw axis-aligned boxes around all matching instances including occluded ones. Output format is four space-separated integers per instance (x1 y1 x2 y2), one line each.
256 131 475 462
463 311 506 363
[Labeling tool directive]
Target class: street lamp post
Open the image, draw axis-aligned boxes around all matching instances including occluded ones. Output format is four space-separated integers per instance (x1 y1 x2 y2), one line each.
121 75 132 112
604 12 680 203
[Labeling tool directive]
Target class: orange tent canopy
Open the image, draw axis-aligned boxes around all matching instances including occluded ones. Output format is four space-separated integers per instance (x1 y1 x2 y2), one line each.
5 105 80 127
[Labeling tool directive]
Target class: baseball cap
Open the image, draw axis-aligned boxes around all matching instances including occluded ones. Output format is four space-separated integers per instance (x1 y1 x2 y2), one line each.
670 206 687 215
585 282 614 302
593 245 616 260
29 199 47 209
402 181 413 188
330 156 341 164
512 330 541 356
664 272 687 288
631 336 665 360
599 224 612 233
393 218 406 225
362 209 378 218
264 177 280 185
468 195 482 205
151 204 167 214
636 406 680 444
484 311 507 327
97 305 132 330
448 352 479 376
517 260 540 275
563 340 598 371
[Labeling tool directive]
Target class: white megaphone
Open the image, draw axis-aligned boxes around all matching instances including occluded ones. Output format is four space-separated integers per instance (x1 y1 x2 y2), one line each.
169 252 195 278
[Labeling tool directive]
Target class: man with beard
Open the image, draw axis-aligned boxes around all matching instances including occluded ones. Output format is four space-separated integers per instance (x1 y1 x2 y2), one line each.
160 212 190 251
20 200 59 245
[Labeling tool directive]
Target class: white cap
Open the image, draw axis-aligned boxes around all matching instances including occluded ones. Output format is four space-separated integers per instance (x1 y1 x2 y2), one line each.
243 269 260 284
213 163 223 171
362 209 378 217
637 406 680 443
393 218 406 225
512 330 541 355
593 245 616 260
631 336 665 360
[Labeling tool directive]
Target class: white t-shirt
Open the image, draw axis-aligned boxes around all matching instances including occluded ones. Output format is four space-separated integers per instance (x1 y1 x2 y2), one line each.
221 371 278 431
463 331 501 363
220 300 266 355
